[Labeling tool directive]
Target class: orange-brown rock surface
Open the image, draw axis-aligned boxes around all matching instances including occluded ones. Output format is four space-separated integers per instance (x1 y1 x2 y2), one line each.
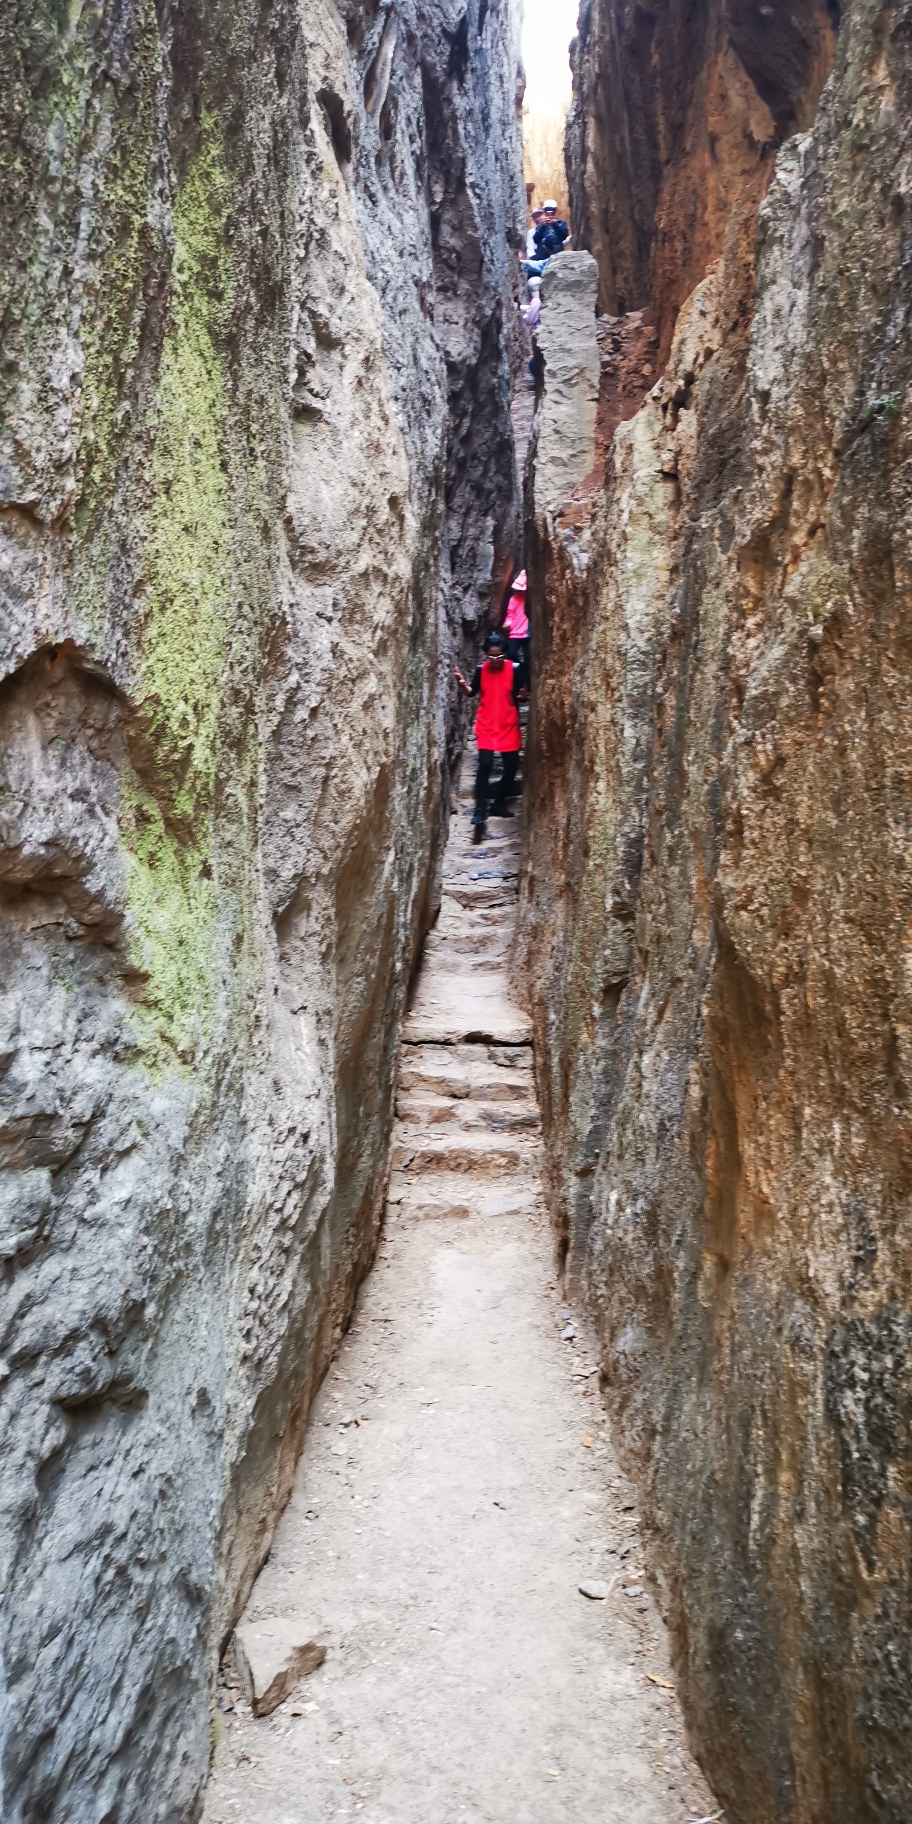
566 0 837 356
520 2 912 1818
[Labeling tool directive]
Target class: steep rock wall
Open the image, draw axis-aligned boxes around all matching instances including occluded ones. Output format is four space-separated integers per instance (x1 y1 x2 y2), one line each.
566 0 837 354
519 1 912 1819
0 2 522 1818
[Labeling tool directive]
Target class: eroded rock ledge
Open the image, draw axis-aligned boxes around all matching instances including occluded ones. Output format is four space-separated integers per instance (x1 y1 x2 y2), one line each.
0 2 522 1817
519 4 912 1819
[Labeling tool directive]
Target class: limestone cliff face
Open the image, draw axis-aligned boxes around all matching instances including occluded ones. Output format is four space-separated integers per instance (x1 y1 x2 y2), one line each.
0 2 522 1817
520 2 912 1819
566 0 837 355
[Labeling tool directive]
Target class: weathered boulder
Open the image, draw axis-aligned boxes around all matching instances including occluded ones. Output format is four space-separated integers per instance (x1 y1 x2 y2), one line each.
519 1 912 1819
0 0 523 1818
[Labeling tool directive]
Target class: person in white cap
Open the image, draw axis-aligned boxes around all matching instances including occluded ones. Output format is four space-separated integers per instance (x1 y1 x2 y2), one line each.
533 200 570 260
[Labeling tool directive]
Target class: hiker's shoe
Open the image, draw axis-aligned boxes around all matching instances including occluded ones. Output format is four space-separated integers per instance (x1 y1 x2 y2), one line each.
470 809 487 826
489 805 515 818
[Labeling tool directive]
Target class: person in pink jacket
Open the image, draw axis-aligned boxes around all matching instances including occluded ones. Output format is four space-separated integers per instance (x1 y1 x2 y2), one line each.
502 570 530 691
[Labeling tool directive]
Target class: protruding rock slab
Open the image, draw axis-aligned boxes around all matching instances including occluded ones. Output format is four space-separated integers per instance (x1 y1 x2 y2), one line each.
533 252 600 514
233 1617 327 1716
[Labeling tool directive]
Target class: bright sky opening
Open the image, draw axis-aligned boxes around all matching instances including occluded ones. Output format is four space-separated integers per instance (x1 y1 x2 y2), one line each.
521 0 579 113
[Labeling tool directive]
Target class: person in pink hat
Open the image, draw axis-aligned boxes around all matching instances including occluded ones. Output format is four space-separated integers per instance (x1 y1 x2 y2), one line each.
501 569 530 691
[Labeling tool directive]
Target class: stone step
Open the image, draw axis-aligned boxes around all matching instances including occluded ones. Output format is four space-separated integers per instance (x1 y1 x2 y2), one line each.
441 884 518 911
387 1171 542 1222
444 848 516 868
394 1098 460 1124
395 1095 540 1133
420 927 511 950
443 850 518 871
390 1131 539 1176
400 1041 533 1074
443 859 519 879
436 900 515 927
425 941 512 967
439 887 518 911
424 928 508 954
397 1063 533 1102
437 893 516 924
422 949 514 975
427 923 512 943
402 978 531 1045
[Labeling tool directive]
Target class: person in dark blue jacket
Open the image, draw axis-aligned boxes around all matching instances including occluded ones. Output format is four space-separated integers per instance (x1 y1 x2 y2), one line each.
533 201 570 259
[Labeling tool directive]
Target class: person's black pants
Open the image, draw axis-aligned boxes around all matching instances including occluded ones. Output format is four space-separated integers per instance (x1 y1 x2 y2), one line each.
475 748 519 816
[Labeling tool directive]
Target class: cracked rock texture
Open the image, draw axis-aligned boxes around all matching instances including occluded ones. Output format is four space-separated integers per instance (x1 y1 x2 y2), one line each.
566 0 837 356
0 0 522 1817
519 1 912 1819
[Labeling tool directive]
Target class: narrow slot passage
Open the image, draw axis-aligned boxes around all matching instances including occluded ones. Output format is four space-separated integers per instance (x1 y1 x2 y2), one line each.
204 730 714 1823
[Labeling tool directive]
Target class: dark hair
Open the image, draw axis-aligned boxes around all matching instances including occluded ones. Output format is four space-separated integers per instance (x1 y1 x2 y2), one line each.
484 631 506 651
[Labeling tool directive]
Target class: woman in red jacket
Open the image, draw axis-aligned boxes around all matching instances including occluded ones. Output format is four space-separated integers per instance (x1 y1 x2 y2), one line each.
454 632 525 829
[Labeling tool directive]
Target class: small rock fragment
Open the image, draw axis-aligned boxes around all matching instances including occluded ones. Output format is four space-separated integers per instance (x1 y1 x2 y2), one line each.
579 1579 609 1600
233 1617 327 1717
622 1584 645 1598
561 1322 577 1341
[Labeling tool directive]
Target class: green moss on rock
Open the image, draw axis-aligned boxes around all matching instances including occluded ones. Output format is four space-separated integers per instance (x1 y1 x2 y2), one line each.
124 113 235 1061
140 114 234 816
122 775 217 1064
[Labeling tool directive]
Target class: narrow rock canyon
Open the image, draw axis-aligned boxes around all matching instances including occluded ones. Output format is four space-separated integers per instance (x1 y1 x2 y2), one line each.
2 0 912 1821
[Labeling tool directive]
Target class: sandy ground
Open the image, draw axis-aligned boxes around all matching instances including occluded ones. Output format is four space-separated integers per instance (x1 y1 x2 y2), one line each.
203 744 718 1824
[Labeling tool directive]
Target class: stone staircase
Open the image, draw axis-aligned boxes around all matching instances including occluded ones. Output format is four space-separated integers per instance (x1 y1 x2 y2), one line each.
387 730 542 1228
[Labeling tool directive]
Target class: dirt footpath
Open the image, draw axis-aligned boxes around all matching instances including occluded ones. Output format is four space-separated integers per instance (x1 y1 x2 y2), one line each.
203 742 717 1824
